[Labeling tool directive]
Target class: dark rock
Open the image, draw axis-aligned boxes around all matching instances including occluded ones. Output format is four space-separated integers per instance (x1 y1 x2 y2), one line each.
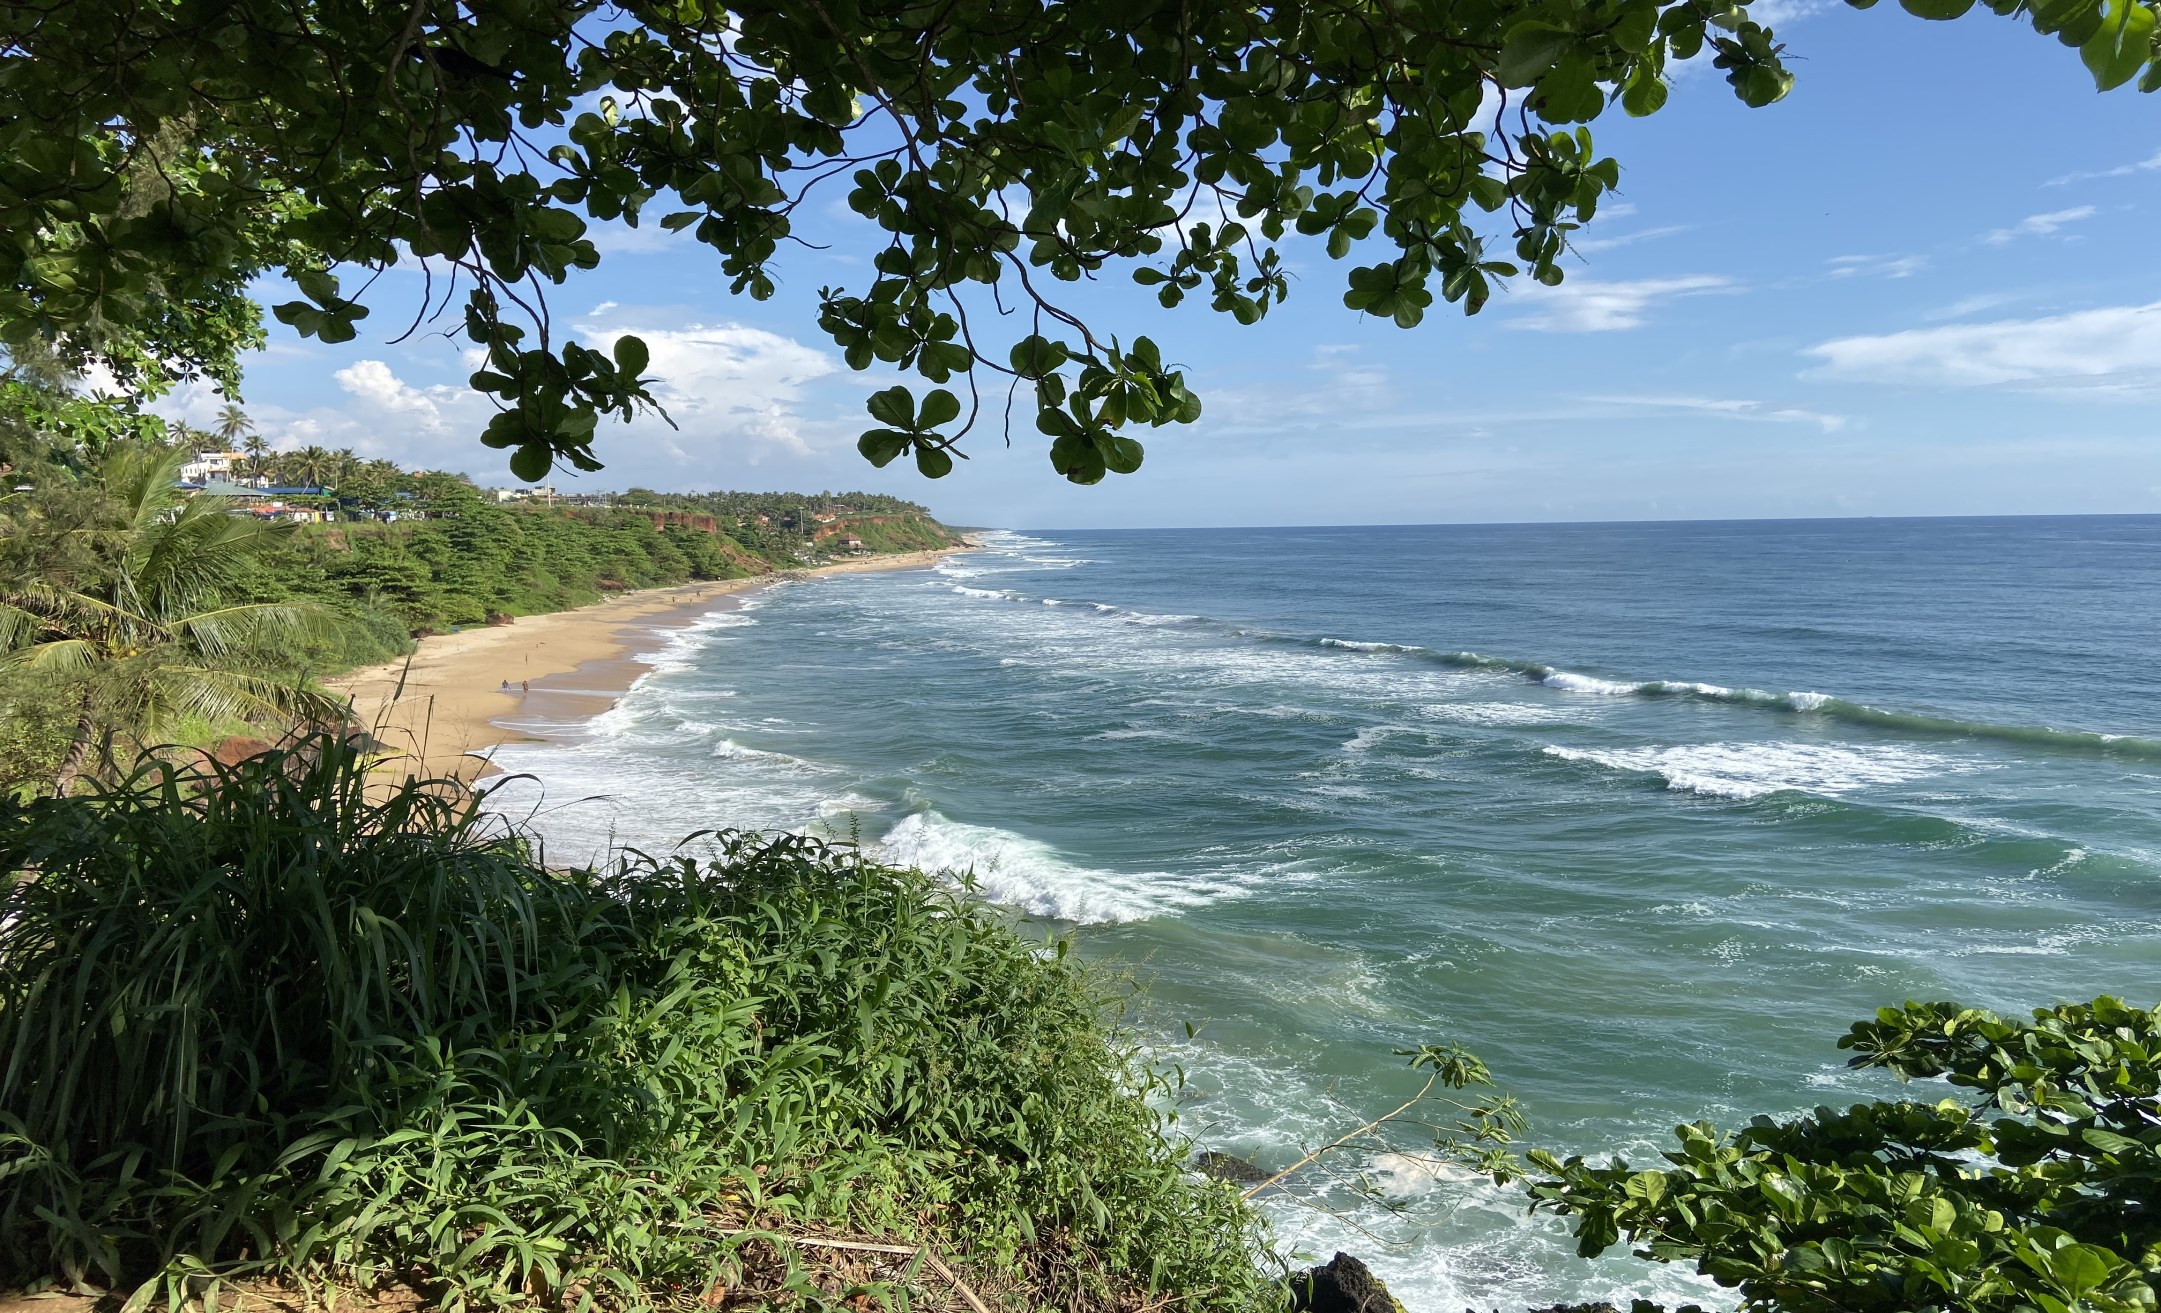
1194 1151 1271 1184
1286 1252 1405 1313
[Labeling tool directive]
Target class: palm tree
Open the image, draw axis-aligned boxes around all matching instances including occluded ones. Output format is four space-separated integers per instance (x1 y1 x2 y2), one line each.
285 445 335 490
241 432 271 477
0 445 345 792
214 403 255 448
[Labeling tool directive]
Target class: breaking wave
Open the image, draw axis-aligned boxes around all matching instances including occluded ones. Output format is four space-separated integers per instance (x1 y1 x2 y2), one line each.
872 812 1233 923
944 566 2161 758
1543 741 1958 800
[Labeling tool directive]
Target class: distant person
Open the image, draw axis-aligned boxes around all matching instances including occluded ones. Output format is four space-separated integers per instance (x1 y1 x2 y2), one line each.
521 679 529 693
500 679 510 692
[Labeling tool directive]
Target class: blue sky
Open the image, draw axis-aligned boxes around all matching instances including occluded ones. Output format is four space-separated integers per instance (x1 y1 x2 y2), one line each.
163 6 2161 529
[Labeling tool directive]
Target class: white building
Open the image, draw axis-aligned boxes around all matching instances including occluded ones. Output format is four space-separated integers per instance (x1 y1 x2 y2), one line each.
179 451 244 484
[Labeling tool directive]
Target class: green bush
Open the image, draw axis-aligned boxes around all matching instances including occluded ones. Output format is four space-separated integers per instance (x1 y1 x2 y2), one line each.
0 741 1276 1311
0 668 78 797
1530 999 2161 1313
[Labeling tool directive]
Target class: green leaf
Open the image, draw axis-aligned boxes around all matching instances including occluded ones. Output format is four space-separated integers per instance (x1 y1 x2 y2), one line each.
914 444 954 478
1612 2 1660 53
1096 433 1144 474
1622 68 1671 116
1009 335 1070 378
1499 22 1575 86
865 385 915 429
613 334 650 377
2044 1244 2115 1297
1901 0 1978 17
917 388 961 428
508 443 551 482
857 429 911 466
2081 0 2157 88
2081 1127 2142 1153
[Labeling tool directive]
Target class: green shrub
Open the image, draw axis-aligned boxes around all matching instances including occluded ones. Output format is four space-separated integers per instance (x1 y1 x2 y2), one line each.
1530 999 2161 1313
0 668 78 797
0 740 1277 1310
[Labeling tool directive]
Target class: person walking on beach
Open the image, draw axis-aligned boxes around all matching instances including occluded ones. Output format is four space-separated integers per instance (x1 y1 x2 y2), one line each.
521 679 529 693
500 679 510 692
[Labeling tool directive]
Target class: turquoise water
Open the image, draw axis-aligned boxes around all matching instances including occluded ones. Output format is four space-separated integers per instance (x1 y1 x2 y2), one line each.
487 518 2161 1309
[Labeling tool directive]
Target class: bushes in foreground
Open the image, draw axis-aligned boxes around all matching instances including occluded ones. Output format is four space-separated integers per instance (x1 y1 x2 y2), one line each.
0 741 1278 1311
1530 999 2161 1313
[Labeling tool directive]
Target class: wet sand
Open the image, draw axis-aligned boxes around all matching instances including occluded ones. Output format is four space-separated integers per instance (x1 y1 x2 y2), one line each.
331 547 969 781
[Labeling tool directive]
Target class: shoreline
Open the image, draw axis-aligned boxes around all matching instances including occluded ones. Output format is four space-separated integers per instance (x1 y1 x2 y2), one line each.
332 545 971 780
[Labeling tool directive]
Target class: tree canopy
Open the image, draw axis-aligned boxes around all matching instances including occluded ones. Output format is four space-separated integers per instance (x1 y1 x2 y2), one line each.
3 0 2154 484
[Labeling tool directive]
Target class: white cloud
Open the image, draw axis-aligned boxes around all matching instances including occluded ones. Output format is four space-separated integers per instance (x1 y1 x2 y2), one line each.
1922 291 2027 321
1572 224 1690 255
1509 274 1735 332
1806 300 2161 393
1584 394 1847 432
2046 147 2161 186
1749 0 1827 24
577 317 838 460
333 359 459 433
1981 206 2094 245
587 220 696 257
1827 253 1926 279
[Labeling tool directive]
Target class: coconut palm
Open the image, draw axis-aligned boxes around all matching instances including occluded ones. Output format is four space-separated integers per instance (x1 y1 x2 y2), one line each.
214 403 255 448
283 444 336 490
0 445 346 792
241 432 271 476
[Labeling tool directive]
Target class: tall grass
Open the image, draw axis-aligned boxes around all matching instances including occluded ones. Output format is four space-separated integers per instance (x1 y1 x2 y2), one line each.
0 740 1279 1310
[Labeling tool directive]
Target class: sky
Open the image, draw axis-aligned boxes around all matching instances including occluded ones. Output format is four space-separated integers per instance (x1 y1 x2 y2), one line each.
157 5 2161 529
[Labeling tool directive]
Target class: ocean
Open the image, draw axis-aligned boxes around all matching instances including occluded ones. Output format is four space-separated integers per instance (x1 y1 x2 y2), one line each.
484 517 2161 1310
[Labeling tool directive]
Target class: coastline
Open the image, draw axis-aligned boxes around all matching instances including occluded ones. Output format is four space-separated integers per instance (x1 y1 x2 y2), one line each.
332 545 970 780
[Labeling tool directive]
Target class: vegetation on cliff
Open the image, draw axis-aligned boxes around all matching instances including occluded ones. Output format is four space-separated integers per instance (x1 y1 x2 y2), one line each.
0 393 959 793
0 740 1282 1311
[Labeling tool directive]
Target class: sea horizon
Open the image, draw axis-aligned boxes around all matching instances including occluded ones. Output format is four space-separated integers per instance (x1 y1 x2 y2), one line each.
1004 509 2161 532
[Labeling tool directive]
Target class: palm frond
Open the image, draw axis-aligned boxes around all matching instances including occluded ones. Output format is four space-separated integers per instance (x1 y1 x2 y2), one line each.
135 505 291 619
172 601 343 658
97 444 188 536
0 583 162 647
2 638 100 673
144 663 343 731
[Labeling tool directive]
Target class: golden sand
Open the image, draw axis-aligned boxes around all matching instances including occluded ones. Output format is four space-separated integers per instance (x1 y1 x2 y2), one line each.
332 547 969 781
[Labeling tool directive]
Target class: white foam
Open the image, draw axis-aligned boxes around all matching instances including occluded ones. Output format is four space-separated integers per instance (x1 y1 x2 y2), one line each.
712 737 833 774
1121 610 1200 626
816 792 884 817
1419 701 1576 727
1341 725 1400 754
1166 1044 1725 1313
1540 669 1639 695
1659 680 1734 698
1544 741 1955 799
874 812 1232 924
1320 637 1413 653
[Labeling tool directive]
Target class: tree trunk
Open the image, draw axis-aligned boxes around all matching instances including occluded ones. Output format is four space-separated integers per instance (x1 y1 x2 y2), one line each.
52 696 96 797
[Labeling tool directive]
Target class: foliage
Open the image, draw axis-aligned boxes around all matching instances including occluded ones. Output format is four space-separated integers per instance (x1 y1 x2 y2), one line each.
0 738 1282 1311
0 444 347 790
1528 997 2161 1313
6 1 2152 487
0 667 76 798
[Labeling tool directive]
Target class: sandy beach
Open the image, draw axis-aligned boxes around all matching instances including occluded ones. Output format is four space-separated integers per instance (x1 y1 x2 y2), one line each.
332 546 968 780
